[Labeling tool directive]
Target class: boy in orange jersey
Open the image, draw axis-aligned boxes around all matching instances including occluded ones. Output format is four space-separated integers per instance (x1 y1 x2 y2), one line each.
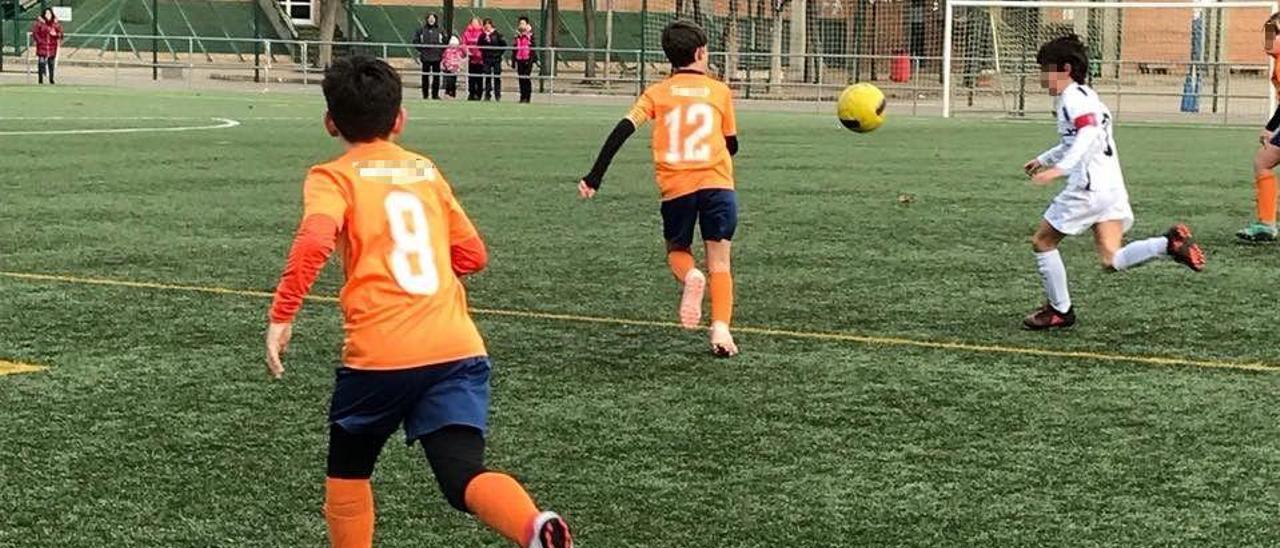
1238 13 1280 242
264 55 571 548
577 20 742 356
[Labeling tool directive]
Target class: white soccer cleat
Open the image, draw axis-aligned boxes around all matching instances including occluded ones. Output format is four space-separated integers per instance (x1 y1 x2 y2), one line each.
709 322 738 357
526 511 573 548
679 269 706 330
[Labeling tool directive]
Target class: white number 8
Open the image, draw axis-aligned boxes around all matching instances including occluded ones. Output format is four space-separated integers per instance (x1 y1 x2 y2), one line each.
384 191 440 295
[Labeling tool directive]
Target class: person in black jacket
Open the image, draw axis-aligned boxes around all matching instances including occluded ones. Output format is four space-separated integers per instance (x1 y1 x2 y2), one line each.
412 13 447 99
478 18 507 101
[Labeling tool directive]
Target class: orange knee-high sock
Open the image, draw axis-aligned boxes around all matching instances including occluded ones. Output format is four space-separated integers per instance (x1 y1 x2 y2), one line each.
324 477 375 548
709 271 734 326
1257 172 1278 225
463 472 540 546
667 250 695 281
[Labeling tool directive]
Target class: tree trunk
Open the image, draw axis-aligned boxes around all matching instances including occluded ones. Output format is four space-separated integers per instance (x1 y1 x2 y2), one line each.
788 0 804 77
317 0 343 67
583 0 596 77
769 0 785 86
725 0 738 79
443 0 455 36
804 0 819 83
545 0 560 49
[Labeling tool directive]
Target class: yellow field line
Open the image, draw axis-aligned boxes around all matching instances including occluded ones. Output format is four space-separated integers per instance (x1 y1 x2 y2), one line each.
1 270 1274 373
0 360 46 376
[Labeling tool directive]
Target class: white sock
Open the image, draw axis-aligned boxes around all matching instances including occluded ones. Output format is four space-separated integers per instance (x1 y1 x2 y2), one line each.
1035 249 1072 313
1112 237 1168 271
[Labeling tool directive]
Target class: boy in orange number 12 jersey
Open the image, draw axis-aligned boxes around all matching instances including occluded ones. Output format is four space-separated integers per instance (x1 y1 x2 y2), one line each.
578 20 742 356
264 56 572 548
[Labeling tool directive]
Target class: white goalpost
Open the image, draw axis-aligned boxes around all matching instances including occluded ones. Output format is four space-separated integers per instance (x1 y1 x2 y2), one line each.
943 0 1278 122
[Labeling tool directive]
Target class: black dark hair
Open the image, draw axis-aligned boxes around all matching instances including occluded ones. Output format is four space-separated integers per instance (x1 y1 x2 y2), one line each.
483 18 494 27
661 20 708 68
321 55 402 143
518 15 530 23
41 7 54 19
1036 34 1089 85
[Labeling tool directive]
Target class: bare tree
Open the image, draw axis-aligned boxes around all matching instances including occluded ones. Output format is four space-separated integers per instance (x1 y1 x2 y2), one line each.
583 0 597 78
443 0 454 36
769 0 789 86
725 0 739 79
805 0 820 83
317 0 343 67
545 0 561 51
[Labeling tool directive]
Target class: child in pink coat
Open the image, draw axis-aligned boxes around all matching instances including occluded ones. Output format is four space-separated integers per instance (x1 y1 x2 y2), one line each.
442 35 466 98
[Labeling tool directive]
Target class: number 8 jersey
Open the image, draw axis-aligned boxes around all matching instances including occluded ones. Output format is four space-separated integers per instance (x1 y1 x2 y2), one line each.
299 140 487 370
627 70 738 200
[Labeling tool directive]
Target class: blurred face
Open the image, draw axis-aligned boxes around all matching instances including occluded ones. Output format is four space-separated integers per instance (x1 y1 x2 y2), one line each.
42 9 54 21
1039 63 1073 96
484 22 494 32
426 14 437 25
1268 30 1280 57
471 18 481 28
519 20 529 32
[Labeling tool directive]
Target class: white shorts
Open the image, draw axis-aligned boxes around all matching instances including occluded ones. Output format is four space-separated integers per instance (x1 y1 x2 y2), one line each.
1043 187 1134 236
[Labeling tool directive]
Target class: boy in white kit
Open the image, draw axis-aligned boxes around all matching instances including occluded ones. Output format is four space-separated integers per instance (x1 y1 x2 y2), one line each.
1020 35 1205 330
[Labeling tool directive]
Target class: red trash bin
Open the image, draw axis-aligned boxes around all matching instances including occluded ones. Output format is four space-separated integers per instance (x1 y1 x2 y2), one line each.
890 51 912 83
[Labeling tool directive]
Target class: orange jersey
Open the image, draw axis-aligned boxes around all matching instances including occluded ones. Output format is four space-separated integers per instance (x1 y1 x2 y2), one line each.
626 71 737 201
1273 56 1280 98
301 140 486 370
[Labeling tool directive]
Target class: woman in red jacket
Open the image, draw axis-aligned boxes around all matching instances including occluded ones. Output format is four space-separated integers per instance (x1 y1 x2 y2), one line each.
31 8 63 85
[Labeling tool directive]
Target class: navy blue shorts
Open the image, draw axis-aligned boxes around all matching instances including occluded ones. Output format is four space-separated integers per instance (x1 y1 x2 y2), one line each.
660 189 738 249
328 356 491 444
1268 129 1280 148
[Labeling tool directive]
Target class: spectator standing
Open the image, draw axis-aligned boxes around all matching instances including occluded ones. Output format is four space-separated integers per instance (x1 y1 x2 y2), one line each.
512 16 537 103
478 19 507 101
31 8 63 85
412 13 447 99
462 18 485 100
442 35 466 98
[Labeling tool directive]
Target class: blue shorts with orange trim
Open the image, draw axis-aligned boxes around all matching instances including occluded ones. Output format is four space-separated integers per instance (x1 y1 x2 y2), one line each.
328 356 490 444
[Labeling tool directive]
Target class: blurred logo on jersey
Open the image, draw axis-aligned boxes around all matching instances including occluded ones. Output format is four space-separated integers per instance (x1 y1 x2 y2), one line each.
671 86 711 98
356 159 438 185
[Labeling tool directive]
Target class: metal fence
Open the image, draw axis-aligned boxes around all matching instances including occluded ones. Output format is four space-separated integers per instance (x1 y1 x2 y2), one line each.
6 31 1275 122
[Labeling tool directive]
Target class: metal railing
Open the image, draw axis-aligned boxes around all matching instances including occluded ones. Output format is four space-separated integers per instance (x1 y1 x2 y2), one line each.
5 31 1275 122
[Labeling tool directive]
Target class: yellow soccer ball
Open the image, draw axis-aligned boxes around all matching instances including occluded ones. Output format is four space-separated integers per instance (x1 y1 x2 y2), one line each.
836 83 886 133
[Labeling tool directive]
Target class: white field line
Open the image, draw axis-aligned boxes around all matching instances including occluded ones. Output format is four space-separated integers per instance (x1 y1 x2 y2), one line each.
0 117 241 136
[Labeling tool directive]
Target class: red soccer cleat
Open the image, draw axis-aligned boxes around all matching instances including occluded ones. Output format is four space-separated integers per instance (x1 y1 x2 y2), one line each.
1022 303 1076 331
1165 224 1206 272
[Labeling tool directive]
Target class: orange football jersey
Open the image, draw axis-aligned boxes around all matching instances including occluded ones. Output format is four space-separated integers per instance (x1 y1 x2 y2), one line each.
626 70 737 201
1273 56 1280 98
301 140 486 370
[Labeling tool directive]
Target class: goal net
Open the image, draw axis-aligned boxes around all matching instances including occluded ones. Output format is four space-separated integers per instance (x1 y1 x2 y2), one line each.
945 0 1277 123
639 0 949 104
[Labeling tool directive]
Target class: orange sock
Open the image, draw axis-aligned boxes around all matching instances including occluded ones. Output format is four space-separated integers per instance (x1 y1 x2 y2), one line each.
667 250 695 281
464 472 540 546
324 477 375 548
1257 172 1277 225
709 271 734 326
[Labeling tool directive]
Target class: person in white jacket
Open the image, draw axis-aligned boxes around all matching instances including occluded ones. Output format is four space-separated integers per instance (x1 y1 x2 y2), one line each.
1019 34 1205 331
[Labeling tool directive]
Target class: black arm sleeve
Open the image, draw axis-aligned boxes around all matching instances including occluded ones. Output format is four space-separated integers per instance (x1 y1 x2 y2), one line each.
1267 104 1280 132
582 119 637 189
726 135 739 157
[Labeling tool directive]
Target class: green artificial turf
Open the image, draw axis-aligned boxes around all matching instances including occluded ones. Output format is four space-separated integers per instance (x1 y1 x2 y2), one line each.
2 84 1279 547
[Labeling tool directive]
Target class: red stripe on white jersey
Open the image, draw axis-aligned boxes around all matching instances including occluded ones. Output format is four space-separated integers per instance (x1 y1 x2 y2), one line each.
1073 113 1097 129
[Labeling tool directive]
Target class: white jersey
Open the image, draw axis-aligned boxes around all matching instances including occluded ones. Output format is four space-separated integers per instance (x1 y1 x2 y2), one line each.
1037 82 1124 193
